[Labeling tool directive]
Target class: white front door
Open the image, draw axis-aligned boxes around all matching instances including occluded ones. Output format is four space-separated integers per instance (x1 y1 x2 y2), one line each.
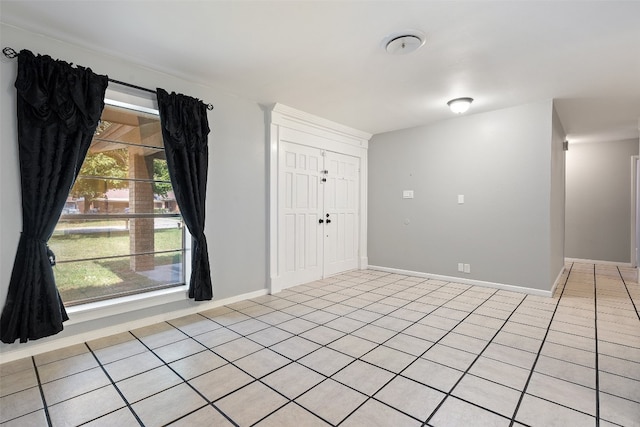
278 142 360 288
323 150 360 276
278 142 324 286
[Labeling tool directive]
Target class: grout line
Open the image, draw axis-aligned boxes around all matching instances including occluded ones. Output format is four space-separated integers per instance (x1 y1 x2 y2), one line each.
83 342 144 427
341 286 503 425
241 272 463 425
507 263 575 427
257 273 452 425
616 266 640 321
128 330 240 427
421 291 528 426
31 356 53 427
334 284 478 425
248 272 422 425
26 267 637 426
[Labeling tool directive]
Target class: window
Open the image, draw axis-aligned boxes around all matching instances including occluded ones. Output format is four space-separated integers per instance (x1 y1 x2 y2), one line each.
50 100 185 306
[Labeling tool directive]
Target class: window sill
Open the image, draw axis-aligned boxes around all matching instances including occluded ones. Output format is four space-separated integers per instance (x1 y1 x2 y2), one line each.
65 284 189 326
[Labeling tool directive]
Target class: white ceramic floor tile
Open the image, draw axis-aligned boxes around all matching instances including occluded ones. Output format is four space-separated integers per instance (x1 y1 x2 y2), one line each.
0 387 43 423
467 356 530 391
270 336 322 360
116 365 183 403
48 385 125 427
255 402 330 427
166 405 234 426
132 383 206 427
168 351 226 380
401 358 463 393
332 360 395 396
262 362 325 399
341 399 422 427
188 364 253 402
452 374 521 418
41 366 111 405
515 394 596 427
83 407 139 427
526 372 597 416
298 347 355 377
296 379 367 425
215 381 288 426
232 348 290 378
422 343 477 371
429 396 510 427
361 345 417 373
374 376 445 421
4 265 639 427
599 391 640 427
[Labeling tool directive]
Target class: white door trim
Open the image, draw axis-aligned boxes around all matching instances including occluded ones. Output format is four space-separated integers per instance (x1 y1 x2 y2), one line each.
268 104 371 294
632 155 639 268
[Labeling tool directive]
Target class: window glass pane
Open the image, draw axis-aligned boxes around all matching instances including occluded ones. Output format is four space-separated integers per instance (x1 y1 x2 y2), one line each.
50 219 184 261
55 252 184 306
96 105 163 148
53 100 185 306
67 175 177 215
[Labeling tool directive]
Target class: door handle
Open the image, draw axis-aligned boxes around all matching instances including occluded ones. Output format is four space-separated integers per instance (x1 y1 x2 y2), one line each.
326 219 331 224
319 219 324 224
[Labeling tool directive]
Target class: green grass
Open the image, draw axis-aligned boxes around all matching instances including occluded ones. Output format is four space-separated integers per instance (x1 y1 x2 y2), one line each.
55 219 130 230
49 228 184 304
50 227 182 261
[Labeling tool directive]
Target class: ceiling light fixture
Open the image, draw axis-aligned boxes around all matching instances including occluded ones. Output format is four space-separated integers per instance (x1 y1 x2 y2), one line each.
382 30 426 55
447 97 474 114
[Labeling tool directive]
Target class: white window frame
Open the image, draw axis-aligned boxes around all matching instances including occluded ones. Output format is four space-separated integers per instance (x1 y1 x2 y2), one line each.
64 88 192 322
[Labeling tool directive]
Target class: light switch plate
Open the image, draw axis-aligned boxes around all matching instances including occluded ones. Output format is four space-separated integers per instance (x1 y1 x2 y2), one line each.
403 190 414 199
458 194 464 204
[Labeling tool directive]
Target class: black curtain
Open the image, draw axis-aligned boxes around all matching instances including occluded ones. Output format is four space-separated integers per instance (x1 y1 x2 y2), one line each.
0 50 108 343
157 88 212 301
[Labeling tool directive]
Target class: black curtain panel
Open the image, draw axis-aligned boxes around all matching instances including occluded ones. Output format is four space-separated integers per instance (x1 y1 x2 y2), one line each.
0 50 108 343
156 88 213 301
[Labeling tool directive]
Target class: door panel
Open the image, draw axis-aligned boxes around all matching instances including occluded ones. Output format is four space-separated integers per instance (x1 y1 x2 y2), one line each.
324 151 360 276
278 142 324 285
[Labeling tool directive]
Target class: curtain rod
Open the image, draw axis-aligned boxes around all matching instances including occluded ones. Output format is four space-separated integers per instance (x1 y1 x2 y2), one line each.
2 47 214 111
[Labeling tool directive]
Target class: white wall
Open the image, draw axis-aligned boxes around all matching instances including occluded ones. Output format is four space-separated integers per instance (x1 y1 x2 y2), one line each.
0 25 267 358
368 100 563 293
565 138 638 263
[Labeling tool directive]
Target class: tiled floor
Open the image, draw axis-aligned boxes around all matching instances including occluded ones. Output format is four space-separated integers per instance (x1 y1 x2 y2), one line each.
1 262 639 426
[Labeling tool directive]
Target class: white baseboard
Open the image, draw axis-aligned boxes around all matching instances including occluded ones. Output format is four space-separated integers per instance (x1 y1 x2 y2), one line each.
0 288 268 364
565 258 632 267
549 266 566 296
367 265 553 298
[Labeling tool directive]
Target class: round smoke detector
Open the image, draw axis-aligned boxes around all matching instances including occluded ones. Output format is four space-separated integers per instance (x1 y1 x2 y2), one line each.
383 30 426 55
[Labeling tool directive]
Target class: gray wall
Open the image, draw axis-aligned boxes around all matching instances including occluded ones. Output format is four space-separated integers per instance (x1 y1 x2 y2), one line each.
565 138 638 263
0 25 267 355
550 106 567 282
368 100 564 292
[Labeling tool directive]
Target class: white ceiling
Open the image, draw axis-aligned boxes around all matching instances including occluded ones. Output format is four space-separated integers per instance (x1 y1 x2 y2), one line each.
2 1 640 142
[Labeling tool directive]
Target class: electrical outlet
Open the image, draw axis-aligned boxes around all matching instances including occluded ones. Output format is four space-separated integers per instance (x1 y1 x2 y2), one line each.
464 264 471 273
458 263 464 272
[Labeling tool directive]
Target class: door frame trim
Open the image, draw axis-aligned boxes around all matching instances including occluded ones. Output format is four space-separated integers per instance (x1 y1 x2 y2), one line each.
268 103 372 294
631 155 639 268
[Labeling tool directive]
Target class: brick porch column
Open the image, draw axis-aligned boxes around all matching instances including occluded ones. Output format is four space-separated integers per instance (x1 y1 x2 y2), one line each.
129 146 155 272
